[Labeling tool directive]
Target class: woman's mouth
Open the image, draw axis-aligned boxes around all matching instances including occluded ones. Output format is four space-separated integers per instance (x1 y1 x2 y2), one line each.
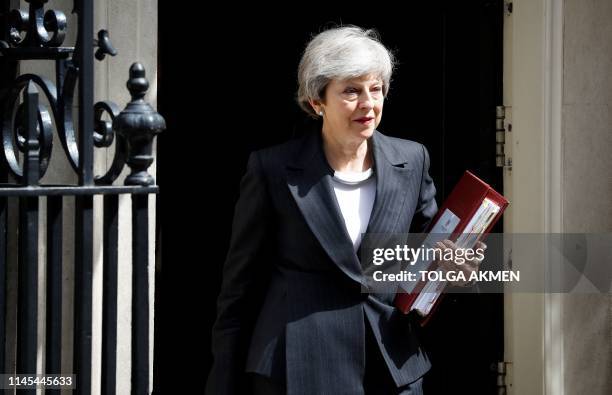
354 117 374 124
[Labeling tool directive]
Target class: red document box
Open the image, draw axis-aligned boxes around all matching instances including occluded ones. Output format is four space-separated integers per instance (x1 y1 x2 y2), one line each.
394 170 509 322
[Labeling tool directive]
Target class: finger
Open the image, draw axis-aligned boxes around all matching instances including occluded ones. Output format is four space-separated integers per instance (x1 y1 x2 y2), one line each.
464 257 482 269
452 258 476 272
436 259 454 272
441 259 470 274
442 239 457 250
436 241 450 250
476 241 487 250
435 241 450 256
461 265 477 276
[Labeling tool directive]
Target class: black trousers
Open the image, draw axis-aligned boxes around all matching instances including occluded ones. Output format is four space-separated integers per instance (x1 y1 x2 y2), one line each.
250 323 425 395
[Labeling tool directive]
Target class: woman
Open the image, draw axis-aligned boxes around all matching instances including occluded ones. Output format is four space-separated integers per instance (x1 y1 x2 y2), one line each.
205 26 483 395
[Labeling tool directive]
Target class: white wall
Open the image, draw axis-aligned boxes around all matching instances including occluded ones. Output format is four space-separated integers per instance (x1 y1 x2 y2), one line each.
503 0 548 393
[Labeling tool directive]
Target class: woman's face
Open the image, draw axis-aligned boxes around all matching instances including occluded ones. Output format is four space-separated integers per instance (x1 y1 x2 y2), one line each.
318 74 384 145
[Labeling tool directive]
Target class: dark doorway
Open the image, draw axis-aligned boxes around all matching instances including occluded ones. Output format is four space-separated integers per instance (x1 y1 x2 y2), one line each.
158 1 504 394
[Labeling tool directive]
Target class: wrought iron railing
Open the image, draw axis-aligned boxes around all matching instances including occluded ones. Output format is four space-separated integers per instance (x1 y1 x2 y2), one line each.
0 0 164 393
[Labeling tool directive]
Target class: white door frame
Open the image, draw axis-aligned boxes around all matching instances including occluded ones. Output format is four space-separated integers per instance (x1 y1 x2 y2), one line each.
503 0 564 394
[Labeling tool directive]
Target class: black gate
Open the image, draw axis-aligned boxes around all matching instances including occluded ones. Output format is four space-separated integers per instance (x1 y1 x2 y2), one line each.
0 1 164 394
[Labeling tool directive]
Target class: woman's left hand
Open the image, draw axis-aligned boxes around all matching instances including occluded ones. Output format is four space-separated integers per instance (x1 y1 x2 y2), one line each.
434 240 487 287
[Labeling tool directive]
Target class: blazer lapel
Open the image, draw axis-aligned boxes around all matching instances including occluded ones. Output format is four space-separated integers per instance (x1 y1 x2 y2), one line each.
365 131 415 236
360 131 415 272
286 131 364 285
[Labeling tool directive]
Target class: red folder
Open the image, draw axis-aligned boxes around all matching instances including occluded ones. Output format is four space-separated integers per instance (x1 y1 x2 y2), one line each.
394 170 509 324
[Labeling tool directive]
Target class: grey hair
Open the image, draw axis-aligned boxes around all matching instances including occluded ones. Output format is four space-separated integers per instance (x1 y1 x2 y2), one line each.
297 25 396 118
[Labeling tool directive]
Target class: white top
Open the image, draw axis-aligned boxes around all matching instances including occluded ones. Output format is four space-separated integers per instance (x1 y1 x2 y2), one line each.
330 168 376 252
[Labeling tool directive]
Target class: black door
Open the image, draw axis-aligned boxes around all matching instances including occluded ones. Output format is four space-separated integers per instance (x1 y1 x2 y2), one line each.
158 2 504 394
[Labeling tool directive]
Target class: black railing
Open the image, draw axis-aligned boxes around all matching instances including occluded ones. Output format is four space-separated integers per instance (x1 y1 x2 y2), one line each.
0 0 164 394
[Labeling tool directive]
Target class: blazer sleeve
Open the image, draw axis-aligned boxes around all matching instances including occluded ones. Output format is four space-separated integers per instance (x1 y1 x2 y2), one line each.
206 151 274 395
409 144 438 233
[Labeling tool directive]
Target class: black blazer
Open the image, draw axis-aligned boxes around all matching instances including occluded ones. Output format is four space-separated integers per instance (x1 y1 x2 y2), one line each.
206 130 438 395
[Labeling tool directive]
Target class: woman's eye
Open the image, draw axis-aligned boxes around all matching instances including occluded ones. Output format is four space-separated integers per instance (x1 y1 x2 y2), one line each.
344 88 359 94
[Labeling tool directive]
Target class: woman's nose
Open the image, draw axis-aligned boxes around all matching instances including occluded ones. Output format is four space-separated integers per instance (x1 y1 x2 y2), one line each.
359 92 374 110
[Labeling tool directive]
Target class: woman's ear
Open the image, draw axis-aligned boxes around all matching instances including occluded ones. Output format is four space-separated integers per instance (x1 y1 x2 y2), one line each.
308 99 322 115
